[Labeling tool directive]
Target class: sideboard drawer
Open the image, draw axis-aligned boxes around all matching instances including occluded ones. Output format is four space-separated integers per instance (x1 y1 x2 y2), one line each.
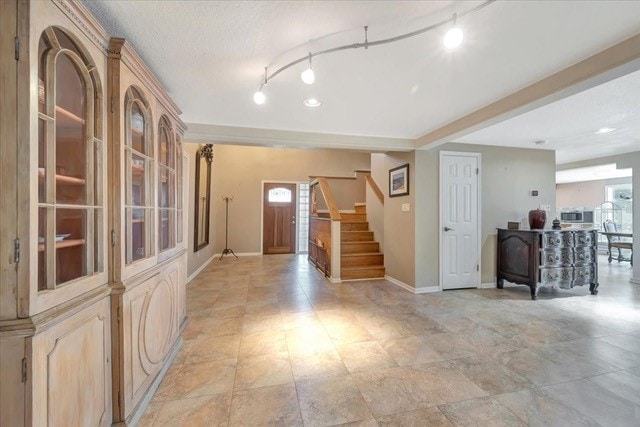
540 267 573 288
574 231 595 247
574 248 595 266
542 232 573 249
541 249 573 267
573 265 595 286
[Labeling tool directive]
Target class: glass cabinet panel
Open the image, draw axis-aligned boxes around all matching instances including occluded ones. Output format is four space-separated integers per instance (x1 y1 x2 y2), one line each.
124 88 153 265
36 27 103 290
158 117 176 252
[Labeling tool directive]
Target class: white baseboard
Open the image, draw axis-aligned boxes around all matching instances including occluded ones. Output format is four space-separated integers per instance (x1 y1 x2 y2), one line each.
186 254 215 284
329 276 342 283
385 275 440 294
630 277 640 285
480 282 496 289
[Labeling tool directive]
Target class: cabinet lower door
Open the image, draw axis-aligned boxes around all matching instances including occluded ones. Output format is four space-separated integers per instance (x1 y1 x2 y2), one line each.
30 296 112 426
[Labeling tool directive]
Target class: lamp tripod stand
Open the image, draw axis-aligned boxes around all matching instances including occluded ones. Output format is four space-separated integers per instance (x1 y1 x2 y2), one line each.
220 196 238 260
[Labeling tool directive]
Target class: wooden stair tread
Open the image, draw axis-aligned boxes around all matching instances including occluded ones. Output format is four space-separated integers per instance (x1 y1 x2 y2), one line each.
341 252 382 257
341 265 384 270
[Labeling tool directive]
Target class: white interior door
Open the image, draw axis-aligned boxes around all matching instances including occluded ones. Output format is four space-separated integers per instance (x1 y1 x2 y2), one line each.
440 152 480 290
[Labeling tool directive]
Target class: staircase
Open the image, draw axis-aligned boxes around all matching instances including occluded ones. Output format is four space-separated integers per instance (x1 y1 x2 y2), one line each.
321 203 385 280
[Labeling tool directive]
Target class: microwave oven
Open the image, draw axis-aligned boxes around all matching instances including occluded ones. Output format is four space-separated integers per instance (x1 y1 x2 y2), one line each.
560 211 594 223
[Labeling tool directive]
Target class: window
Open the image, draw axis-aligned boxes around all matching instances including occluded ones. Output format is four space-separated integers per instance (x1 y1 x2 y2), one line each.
268 187 292 203
298 183 310 253
37 27 103 289
158 116 176 252
125 87 153 264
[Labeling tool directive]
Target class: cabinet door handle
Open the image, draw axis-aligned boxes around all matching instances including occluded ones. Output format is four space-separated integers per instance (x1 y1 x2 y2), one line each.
444 227 455 232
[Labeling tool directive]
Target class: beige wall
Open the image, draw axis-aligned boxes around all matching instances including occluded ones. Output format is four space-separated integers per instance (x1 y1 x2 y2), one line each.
556 177 631 210
413 143 556 286
316 175 367 212
185 143 216 278
207 145 371 254
371 152 416 286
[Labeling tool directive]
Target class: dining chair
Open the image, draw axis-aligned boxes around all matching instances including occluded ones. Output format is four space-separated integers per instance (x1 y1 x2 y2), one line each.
603 220 633 265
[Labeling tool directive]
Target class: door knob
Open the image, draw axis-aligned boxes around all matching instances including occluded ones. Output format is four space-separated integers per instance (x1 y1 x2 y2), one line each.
444 227 455 232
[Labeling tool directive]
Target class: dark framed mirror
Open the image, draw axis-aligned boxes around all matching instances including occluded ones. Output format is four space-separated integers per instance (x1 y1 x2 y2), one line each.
194 144 213 252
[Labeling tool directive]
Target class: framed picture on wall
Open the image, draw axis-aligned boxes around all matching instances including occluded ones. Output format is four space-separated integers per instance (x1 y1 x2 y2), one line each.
389 163 409 197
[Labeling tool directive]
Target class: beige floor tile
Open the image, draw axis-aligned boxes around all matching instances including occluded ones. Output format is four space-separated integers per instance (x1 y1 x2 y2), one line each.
587 370 640 405
381 335 444 366
234 351 293 390
297 376 373 426
239 329 287 357
450 356 533 395
228 384 302 426
352 366 433 417
495 387 601 426
290 348 349 381
543 378 640 426
377 407 454 427
440 397 526 427
200 317 244 337
411 361 487 405
154 358 237 401
187 334 241 363
336 341 397 373
242 314 284 334
137 401 162 427
151 393 231 427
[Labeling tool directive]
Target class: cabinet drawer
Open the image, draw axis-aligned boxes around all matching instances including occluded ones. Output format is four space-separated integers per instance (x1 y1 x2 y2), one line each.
540 267 573 287
542 232 573 249
574 248 595 266
573 265 595 285
541 249 573 267
574 231 595 247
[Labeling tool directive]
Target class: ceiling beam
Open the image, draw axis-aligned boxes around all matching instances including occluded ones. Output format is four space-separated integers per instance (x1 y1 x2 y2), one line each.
184 123 414 152
415 32 640 149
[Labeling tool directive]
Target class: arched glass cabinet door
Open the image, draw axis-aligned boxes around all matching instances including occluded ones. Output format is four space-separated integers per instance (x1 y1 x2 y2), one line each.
124 86 154 264
158 116 176 252
37 26 104 289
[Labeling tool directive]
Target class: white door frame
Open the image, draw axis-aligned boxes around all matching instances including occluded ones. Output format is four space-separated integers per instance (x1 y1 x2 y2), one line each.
260 180 306 255
439 151 482 291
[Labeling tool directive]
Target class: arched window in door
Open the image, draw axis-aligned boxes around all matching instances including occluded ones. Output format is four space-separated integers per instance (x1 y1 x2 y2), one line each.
268 187 292 203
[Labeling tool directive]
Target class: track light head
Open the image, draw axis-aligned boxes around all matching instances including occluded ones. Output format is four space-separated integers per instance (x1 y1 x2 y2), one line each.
301 68 315 85
443 27 463 49
253 90 266 105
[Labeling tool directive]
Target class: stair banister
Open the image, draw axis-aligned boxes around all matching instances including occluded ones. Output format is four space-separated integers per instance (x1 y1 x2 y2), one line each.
365 175 384 205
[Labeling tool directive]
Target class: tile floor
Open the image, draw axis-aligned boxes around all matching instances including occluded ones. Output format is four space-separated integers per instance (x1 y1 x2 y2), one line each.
139 255 640 426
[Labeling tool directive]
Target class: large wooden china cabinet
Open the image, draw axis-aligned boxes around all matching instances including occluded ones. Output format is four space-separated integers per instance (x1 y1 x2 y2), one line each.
0 1 187 425
107 38 187 424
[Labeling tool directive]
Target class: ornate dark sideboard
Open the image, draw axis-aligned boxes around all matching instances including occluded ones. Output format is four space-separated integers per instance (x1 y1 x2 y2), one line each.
496 229 599 300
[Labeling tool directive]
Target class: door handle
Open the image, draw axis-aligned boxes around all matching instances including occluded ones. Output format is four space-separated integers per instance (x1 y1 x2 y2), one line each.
444 227 455 232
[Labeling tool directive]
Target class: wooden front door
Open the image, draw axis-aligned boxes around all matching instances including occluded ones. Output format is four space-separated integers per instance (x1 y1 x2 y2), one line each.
263 183 297 254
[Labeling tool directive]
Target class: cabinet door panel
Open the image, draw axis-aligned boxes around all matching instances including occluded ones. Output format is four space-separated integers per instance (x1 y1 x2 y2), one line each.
31 297 111 426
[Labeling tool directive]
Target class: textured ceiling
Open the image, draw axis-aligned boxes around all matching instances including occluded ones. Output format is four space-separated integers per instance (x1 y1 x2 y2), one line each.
83 0 640 142
455 69 640 165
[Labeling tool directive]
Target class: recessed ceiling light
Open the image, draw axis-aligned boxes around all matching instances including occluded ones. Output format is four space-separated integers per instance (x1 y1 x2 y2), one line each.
304 98 322 108
534 140 548 145
595 127 616 134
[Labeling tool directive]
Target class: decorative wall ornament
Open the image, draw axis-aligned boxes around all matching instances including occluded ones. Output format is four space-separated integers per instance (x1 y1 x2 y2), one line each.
198 143 214 164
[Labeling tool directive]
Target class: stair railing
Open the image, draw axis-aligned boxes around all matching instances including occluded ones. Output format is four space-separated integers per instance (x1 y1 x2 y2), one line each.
309 177 341 282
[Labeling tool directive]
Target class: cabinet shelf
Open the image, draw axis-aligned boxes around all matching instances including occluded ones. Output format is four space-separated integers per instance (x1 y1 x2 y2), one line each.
38 169 86 185
38 239 85 252
55 105 85 124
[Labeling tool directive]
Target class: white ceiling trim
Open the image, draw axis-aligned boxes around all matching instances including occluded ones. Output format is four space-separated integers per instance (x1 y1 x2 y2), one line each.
184 123 414 152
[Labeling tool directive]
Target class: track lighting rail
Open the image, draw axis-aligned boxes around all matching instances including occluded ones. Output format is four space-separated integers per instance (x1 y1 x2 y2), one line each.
259 0 495 89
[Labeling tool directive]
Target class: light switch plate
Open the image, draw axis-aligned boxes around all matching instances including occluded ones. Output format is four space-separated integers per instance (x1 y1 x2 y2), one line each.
540 204 551 211
402 203 410 212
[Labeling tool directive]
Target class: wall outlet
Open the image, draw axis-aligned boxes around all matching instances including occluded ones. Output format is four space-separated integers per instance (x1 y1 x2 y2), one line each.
401 203 410 212
540 204 551 211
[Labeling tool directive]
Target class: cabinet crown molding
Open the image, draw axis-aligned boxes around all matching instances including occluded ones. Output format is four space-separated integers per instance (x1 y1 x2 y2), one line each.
52 0 109 51
108 37 186 132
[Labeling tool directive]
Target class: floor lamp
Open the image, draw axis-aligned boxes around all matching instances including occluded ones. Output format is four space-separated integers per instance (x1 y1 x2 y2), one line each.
220 196 238 260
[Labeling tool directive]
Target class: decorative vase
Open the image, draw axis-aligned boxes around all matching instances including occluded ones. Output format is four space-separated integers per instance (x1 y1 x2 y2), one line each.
528 209 547 229
552 218 561 230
